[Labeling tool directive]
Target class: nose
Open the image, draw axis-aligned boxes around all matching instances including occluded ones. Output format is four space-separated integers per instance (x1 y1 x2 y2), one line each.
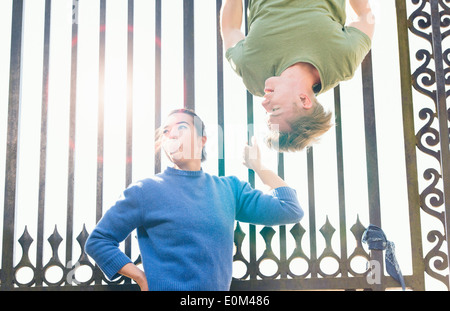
167 127 179 139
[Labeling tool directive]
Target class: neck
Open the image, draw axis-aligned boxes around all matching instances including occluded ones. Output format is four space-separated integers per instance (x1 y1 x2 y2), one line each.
173 161 202 172
282 62 320 92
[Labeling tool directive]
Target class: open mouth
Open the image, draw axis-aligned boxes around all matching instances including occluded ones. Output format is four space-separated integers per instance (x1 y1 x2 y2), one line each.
163 139 181 154
262 89 274 108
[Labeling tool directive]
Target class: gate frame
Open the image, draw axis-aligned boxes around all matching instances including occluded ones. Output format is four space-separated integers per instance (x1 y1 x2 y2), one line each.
1 0 449 291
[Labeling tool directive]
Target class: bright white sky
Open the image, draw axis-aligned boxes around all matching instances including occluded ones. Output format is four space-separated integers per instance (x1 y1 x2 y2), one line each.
0 0 447 290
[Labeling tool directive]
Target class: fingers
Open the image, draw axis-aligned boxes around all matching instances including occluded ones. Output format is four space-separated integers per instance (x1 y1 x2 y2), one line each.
242 139 252 168
247 135 258 147
242 148 250 168
242 136 261 171
245 136 259 155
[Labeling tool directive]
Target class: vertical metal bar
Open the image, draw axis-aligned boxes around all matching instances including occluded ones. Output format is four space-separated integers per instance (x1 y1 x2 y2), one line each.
395 0 425 291
361 51 381 226
126 0 134 192
183 0 195 110
246 89 257 280
94 0 106 285
96 0 106 224
334 85 348 278
124 0 134 279
126 0 134 190
216 0 225 177
155 0 162 174
243 0 257 280
66 0 79 283
361 51 384 290
247 92 257 280
430 0 450 290
36 0 52 287
278 153 287 278
1 0 24 290
307 148 318 278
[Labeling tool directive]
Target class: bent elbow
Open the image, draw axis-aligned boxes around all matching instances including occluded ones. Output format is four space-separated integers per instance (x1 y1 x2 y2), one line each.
295 206 304 223
84 232 104 260
288 204 304 224
84 235 95 258
279 202 304 225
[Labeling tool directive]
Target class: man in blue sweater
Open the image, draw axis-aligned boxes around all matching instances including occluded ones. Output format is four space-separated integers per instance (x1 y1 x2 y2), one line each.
85 109 303 291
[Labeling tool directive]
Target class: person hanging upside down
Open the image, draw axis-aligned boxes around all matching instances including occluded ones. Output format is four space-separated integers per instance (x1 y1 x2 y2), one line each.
221 0 375 152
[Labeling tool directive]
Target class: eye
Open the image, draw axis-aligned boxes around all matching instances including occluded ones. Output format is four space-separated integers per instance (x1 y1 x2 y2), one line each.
178 124 188 130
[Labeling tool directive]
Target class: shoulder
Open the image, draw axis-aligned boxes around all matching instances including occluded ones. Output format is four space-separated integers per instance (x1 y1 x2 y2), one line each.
131 176 160 188
126 174 167 194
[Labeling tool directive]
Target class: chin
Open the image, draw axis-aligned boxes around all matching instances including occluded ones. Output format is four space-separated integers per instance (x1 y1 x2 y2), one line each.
170 156 194 166
270 124 292 133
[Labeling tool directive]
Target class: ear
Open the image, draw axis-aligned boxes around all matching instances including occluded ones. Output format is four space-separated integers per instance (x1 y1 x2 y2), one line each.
201 136 207 147
299 94 313 109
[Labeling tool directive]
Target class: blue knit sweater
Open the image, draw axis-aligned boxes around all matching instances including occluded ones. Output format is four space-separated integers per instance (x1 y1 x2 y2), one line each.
85 166 303 290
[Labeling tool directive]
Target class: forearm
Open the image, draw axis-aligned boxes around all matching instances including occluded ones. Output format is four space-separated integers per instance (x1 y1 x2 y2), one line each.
348 0 372 17
220 0 245 50
254 165 288 191
347 0 375 39
221 0 243 31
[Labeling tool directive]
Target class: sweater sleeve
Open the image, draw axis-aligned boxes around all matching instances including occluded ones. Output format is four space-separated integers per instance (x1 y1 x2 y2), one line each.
233 178 304 226
85 183 144 280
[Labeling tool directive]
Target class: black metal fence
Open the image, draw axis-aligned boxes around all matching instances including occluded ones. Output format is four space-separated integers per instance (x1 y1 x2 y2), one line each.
0 0 449 291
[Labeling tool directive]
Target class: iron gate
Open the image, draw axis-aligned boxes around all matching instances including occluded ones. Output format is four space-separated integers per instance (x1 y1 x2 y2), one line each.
1 0 449 291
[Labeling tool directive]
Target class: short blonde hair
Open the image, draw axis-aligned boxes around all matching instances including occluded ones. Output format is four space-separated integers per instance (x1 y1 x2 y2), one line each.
265 99 333 152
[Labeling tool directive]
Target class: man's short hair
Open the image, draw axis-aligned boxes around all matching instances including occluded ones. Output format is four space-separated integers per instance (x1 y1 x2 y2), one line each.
265 99 333 152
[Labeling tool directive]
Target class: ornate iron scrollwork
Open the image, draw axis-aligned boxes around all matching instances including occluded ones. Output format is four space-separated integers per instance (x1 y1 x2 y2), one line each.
409 0 450 289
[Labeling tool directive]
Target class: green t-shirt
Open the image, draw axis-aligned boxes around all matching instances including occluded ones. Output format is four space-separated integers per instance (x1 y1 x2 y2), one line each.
225 0 372 97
